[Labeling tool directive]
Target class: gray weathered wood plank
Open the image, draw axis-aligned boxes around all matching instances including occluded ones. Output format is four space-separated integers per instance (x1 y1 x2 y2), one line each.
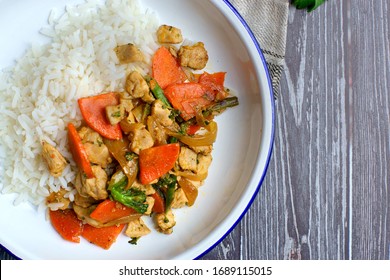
348 0 390 260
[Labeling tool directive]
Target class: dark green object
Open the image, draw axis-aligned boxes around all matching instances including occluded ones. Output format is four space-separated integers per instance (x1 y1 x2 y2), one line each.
128 237 139 245
203 96 239 117
153 174 177 212
149 78 172 108
108 170 148 214
291 0 326 12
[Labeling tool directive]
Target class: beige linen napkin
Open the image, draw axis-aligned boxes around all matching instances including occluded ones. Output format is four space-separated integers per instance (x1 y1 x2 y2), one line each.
230 0 289 98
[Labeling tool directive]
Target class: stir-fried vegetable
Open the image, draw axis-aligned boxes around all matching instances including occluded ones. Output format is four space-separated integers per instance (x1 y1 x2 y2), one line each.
178 177 198 207
148 78 172 108
151 191 165 213
82 223 125 250
49 209 83 243
78 92 123 140
67 123 94 179
108 170 148 214
138 143 180 184
153 174 177 212
164 82 212 121
166 121 218 147
203 96 239 117
152 46 187 89
103 138 138 189
111 187 148 214
89 199 137 224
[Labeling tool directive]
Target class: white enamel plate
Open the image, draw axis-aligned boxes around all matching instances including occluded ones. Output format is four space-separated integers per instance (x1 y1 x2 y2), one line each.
0 0 274 259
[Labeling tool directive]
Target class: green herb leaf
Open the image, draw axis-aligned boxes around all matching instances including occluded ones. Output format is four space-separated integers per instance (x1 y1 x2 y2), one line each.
128 237 139 245
111 111 121 117
125 152 137 161
291 0 326 12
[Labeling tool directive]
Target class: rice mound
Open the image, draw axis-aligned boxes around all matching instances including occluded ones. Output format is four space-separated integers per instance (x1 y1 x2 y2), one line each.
0 0 159 210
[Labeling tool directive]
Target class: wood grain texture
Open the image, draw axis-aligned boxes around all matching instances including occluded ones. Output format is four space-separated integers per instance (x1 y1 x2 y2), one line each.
201 0 390 260
1 0 389 261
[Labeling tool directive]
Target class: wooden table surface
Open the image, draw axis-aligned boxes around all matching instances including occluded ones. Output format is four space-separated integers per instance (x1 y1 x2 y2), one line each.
202 0 390 260
1 0 389 260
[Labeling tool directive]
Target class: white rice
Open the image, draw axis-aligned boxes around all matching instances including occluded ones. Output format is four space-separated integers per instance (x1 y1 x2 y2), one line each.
0 0 160 209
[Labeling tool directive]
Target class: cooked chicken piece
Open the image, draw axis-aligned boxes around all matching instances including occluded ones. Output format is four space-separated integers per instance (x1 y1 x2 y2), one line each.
73 192 98 208
126 111 137 124
155 208 176 234
120 98 134 113
74 171 89 198
129 125 154 154
190 145 213 155
144 196 155 216
117 90 132 100
114 43 144 64
125 217 151 238
46 188 70 210
78 126 112 168
125 71 150 98
132 180 155 195
197 154 212 175
171 188 188 209
85 165 108 200
119 112 137 133
78 126 101 144
105 104 125 125
132 105 145 123
80 165 108 200
157 24 183 44
83 142 111 168
41 141 67 177
178 42 208 70
141 89 156 103
178 147 198 172
151 100 173 127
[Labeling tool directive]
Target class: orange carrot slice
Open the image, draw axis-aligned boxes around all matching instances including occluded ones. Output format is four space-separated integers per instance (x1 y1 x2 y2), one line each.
68 122 94 178
49 209 84 243
152 46 187 89
78 92 122 140
89 199 137 224
164 82 213 121
198 72 227 98
198 72 226 89
151 192 165 213
187 124 201 135
139 143 180 184
81 223 125 250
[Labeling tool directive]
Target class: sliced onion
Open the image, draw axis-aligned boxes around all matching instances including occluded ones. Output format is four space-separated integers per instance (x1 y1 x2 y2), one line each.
147 115 167 145
119 120 143 134
178 177 198 207
102 214 142 227
166 121 217 146
175 170 208 181
103 138 138 188
73 205 141 228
